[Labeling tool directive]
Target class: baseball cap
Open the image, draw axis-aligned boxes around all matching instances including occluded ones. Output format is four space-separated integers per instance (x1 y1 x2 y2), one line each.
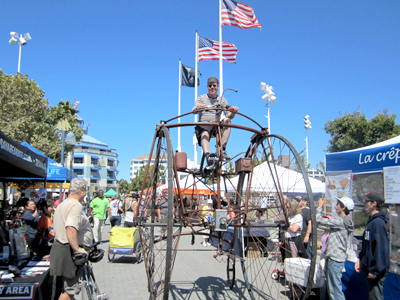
294 196 302 202
207 76 219 85
207 199 213 204
361 191 384 203
336 196 355 210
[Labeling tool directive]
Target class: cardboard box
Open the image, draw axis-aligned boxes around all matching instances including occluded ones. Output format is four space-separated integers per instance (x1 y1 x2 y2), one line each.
247 242 261 258
284 257 325 288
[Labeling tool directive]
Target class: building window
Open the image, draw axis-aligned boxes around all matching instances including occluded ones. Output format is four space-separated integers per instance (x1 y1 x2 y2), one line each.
107 180 114 185
107 171 114 178
91 158 98 165
74 169 83 176
107 160 114 167
90 179 98 184
90 171 98 177
82 147 88 150
74 157 83 164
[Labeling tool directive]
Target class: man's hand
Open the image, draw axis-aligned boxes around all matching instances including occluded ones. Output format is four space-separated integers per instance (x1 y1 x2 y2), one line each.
304 235 309 244
74 247 87 256
367 273 377 279
32 210 38 217
355 258 361 273
230 106 239 112
197 103 206 108
318 198 325 208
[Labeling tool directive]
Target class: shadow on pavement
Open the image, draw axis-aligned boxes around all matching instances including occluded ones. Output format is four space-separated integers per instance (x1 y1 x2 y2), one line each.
169 276 248 300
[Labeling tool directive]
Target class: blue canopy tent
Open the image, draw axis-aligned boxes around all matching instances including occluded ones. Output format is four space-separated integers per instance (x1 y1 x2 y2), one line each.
326 135 400 300
20 142 76 182
326 135 400 173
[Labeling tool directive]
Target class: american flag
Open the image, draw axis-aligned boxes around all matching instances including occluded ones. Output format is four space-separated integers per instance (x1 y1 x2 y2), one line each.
198 36 237 64
221 0 262 30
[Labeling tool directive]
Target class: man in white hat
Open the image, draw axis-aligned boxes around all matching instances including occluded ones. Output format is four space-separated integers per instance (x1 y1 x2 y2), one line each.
316 197 355 300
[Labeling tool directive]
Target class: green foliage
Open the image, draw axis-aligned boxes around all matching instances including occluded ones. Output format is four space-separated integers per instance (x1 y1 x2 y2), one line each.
324 109 400 153
117 179 130 194
131 164 164 192
0 70 83 163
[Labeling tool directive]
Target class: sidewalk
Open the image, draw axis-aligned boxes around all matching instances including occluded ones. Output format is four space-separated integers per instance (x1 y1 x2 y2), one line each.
92 222 249 299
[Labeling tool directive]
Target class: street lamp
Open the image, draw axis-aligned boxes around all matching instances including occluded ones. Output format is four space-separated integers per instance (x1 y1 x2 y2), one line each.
9 31 32 73
260 82 276 133
304 115 312 164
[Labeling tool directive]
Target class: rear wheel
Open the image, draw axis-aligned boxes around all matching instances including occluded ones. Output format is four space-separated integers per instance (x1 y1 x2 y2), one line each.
140 126 182 300
237 134 317 300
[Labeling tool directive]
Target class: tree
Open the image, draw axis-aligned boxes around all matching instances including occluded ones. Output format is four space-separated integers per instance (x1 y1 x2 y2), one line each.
131 164 165 192
0 70 83 162
117 179 130 194
324 109 400 153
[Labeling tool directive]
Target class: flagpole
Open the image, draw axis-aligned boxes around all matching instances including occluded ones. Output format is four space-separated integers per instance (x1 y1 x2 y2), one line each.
219 0 223 92
194 31 199 167
178 59 182 152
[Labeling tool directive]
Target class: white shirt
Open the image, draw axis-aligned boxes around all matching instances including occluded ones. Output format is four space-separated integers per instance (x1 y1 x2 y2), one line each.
285 214 303 238
110 199 122 216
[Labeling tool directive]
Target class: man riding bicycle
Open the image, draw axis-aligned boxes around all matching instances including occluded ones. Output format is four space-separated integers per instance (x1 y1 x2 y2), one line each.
192 76 239 166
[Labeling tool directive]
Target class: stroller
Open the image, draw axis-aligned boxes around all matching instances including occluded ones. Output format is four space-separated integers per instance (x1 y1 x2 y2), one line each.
108 226 142 263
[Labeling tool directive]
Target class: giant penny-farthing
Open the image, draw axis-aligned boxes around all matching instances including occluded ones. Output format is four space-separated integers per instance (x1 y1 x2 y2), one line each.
138 108 317 300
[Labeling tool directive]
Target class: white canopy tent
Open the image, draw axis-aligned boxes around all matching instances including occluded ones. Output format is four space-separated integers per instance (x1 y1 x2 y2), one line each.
222 161 325 194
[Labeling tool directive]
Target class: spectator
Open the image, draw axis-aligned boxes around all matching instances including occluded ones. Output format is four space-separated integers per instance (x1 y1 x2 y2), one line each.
297 196 312 259
109 197 124 228
202 199 214 247
50 178 93 300
316 197 354 300
16 193 29 208
35 200 55 255
23 200 40 254
284 200 306 258
355 191 390 300
88 190 110 243
124 196 138 228
260 193 270 208
255 209 266 224
191 196 199 219
157 192 169 237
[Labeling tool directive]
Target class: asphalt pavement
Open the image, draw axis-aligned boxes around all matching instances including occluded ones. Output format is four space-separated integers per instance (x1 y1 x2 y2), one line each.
92 221 250 300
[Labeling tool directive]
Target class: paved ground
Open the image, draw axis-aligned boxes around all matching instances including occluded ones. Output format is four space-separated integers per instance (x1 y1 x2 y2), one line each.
92 222 251 300
92 220 327 300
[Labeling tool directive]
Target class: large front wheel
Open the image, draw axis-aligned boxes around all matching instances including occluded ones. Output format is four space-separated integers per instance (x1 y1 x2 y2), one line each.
239 134 318 300
140 127 182 300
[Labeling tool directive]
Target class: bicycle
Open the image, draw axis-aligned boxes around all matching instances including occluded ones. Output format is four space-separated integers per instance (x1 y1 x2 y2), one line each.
74 242 108 300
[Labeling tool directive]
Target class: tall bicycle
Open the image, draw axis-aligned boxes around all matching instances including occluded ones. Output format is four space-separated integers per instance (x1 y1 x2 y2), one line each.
136 107 318 300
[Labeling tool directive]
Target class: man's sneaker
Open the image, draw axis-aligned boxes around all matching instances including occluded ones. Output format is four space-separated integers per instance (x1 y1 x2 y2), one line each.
222 151 230 161
203 242 208 247
206 242 212 246
207 153 218 166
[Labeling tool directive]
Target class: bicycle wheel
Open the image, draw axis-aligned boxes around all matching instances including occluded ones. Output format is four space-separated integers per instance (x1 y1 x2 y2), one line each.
226 251 236 289
235 134 317 300
80 265 101 300
140 126 182 300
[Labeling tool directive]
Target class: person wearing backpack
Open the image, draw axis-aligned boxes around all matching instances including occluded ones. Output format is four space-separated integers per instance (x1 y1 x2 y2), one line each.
109 196 124 228
124 195 138 228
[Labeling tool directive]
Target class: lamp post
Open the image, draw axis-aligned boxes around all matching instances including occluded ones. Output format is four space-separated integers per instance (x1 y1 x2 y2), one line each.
304 115 312 164
9 32 32 73
260 82 276 133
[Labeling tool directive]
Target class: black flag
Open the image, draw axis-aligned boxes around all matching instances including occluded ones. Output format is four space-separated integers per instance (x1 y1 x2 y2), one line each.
181 63 201 87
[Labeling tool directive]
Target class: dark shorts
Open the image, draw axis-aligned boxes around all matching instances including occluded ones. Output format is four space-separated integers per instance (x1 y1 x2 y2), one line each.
195 125 217 145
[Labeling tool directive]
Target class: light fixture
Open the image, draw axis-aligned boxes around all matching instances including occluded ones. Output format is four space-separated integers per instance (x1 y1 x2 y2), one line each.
304 115 312 165
9 31 32 73
260 82 277 133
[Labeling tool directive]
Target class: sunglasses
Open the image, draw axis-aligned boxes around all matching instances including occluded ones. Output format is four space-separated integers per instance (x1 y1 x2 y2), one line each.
208 84 217 88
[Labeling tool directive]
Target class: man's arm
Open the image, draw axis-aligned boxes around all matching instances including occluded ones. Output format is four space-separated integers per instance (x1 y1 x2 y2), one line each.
304 220 312 243
108 207 112 218
66 226 80 253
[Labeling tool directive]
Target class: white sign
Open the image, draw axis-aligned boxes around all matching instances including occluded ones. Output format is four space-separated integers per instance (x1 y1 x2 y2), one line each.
384 166 400 204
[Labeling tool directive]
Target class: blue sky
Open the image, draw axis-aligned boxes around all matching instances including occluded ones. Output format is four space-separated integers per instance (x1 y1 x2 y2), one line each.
2 0 399 181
